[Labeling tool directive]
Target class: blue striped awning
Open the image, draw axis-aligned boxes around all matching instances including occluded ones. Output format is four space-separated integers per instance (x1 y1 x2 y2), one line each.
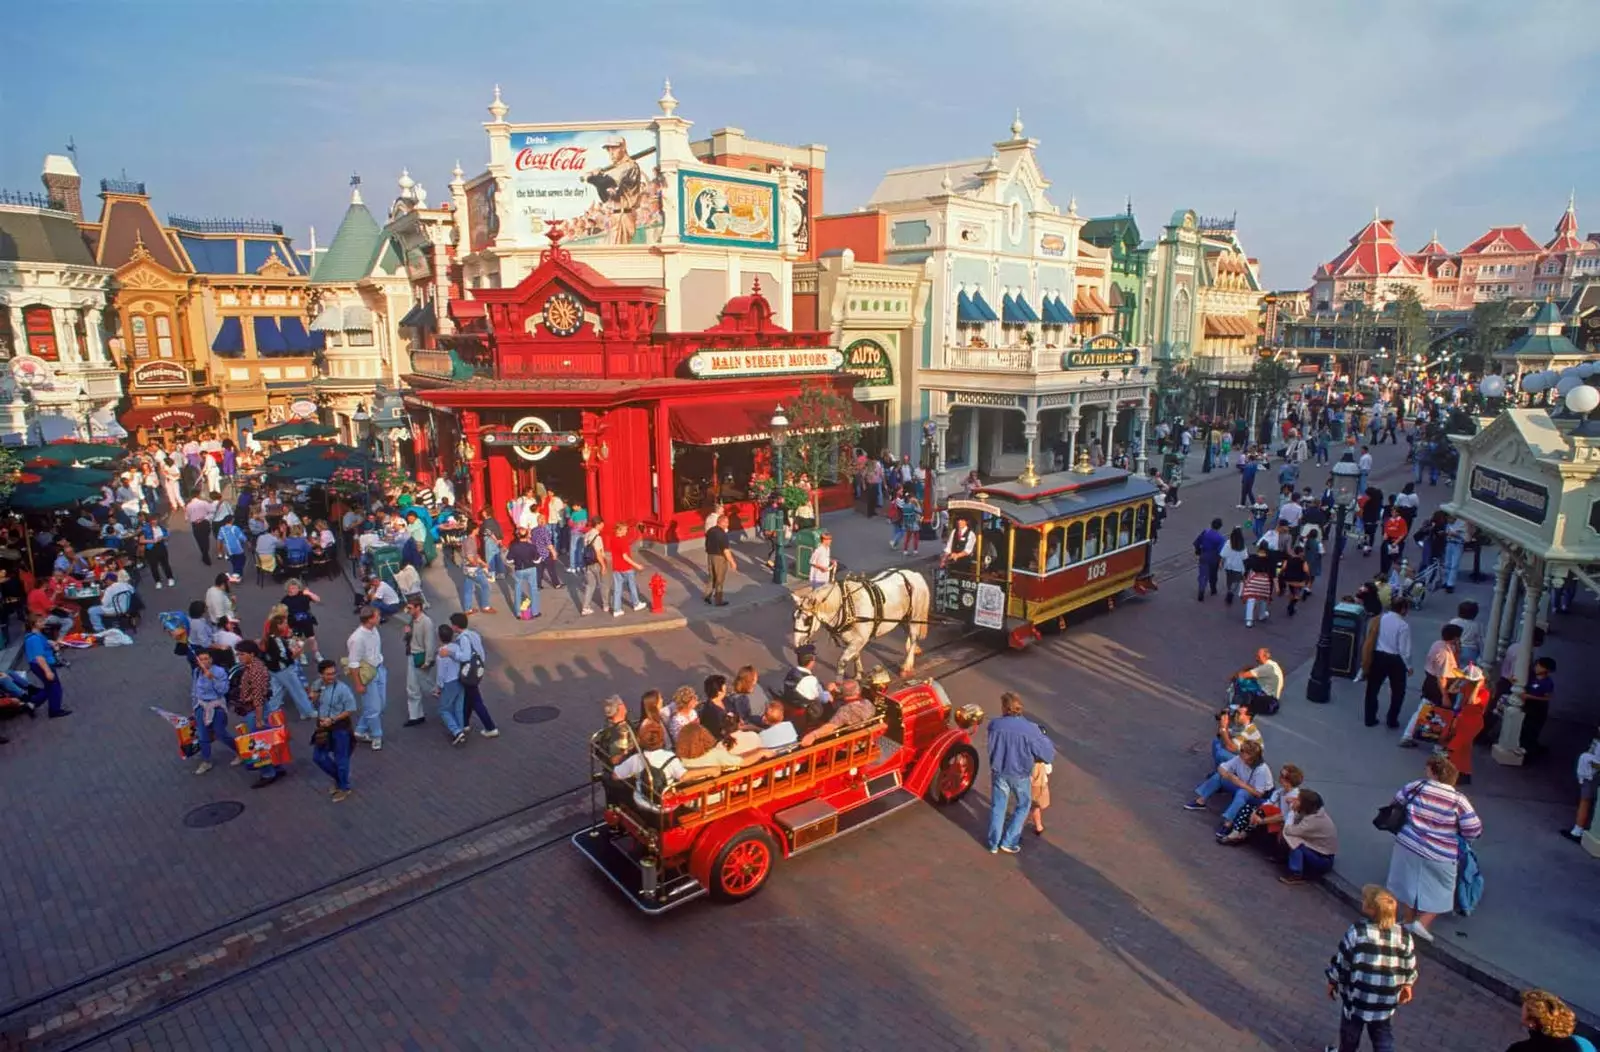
969 289 1000 323
279 316 324 353
956 289 982 324
211 316 244 356
1041 295 1077 325
253 316 289 356
1002 292 1040 324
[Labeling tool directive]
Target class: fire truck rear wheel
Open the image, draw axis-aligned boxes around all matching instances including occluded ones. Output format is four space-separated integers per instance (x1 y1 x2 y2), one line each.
710 826 778 902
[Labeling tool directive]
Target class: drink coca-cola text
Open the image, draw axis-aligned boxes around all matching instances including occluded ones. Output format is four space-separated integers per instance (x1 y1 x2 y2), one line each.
514 146 588 172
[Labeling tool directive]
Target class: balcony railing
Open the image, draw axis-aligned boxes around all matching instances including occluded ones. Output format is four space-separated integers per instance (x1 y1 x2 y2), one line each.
168 215 284 235
0 189 67 211
100 178 146 195
409 348 487 381
944 344 1038 371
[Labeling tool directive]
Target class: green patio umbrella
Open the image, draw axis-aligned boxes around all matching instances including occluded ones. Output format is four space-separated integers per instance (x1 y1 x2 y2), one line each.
255 420 339 442
16 441 125 464
26 465 117 487
4 481 99 574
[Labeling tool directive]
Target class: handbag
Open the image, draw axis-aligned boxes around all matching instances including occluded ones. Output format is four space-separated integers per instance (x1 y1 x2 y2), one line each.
1373 781 1424 834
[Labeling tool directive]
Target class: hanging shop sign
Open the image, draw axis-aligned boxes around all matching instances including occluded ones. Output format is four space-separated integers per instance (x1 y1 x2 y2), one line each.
842 339 894 387
1468 465 1549 525
685 346 842 379
482 415 581 462
289 398 319 419
1039 234 1066 257
132 360 189 389
10 355 58 391
1062 335 1138 370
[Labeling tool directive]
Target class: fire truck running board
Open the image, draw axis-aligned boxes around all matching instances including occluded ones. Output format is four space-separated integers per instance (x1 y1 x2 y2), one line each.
784 787 920 858
571 826 706 915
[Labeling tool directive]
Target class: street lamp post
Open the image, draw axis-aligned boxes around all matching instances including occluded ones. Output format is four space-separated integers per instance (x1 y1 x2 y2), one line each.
920 418 938 539
1307 457 1364 703
770 404 789 586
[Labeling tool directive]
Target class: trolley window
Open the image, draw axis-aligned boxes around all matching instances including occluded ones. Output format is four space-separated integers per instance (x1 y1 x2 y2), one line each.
1045 526 1065 572
1119 508 1134 547
1083 516 1101 559
1102 516 1118 555
1011 527 1043 576
1135 503 1150 542
1066 521 1084 564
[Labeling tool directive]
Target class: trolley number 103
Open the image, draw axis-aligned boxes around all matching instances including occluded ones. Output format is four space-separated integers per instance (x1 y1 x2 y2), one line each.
1084 560 1108 582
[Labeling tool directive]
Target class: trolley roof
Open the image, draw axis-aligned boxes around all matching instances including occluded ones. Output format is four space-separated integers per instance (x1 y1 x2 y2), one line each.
948 467 1161 527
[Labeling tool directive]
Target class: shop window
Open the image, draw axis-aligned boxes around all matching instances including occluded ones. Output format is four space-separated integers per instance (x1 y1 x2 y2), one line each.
1044 526 1064 572
130 315 150 359
945 407 973 466
23 307 57 360
1000 411 1027 454
348 330 374 346
1135 503 1149 541
1083 516 1101 559
672 441 761 514
325 332 342 347
0 310 13 358
1012 528 1041 575
155 314 174 358
1118 508 1134 548
1065 521 1083 564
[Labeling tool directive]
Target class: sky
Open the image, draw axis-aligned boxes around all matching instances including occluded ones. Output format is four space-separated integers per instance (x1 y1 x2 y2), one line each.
3 0 1597 287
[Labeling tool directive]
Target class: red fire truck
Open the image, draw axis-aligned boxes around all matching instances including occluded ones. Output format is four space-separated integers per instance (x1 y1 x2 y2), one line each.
573 679 984 913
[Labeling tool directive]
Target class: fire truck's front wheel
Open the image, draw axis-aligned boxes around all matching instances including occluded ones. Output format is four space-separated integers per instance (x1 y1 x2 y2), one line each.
710 827 778 902
930 744 979 805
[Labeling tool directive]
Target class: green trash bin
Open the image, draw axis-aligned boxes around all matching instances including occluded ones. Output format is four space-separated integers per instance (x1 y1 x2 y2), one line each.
370 544 403 588
793 527 821 581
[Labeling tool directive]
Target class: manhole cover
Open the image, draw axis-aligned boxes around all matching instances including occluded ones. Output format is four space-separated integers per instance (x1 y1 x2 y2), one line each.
184 801 245 828
513 705 561 725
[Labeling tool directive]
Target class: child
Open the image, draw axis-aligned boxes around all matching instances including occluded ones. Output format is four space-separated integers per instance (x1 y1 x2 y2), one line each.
1325 885 1417 1052
1520 657 1556 756
1560 727 1600 844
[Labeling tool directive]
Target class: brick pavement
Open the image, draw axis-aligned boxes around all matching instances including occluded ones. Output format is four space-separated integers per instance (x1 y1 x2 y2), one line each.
2 439 1533 1051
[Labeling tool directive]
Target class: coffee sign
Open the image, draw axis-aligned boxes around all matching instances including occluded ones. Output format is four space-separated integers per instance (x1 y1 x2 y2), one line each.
686 346 842 379
133 360 189 389
842 339 893 388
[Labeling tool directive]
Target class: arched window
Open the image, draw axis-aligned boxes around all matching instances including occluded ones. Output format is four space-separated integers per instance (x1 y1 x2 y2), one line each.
1103 516 1118 553
1119 508 1134 547
1012 527 1041 574
1083 516 1101 558
1066 521 1084 564
23 306 57 360
1045 526 1064 572
1173 287 1192 345
1135 503 1150 541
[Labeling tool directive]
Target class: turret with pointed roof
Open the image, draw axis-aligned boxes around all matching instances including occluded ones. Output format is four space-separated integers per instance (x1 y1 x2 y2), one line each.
311 176 391 283
1546 193 1584 253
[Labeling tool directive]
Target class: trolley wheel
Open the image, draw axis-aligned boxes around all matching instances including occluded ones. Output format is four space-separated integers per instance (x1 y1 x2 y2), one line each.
929 743 979 805
709 826 778 902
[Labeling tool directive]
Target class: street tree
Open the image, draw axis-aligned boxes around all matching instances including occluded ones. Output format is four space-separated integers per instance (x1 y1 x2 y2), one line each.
756 381 861 512
1393 287 1431 367
1468 300 1518 372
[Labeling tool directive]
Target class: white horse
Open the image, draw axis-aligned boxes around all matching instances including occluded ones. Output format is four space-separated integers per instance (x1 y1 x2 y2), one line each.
791 569 931 679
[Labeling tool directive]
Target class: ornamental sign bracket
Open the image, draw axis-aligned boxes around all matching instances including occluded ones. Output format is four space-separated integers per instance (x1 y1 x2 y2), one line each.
685 346 842 380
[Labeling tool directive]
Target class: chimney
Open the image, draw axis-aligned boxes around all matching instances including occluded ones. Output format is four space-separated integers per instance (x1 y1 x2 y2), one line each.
41 154 82 219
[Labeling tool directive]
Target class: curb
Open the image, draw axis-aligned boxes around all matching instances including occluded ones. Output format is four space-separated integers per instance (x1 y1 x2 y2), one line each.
532 615 689 641
1321 863 1600 1036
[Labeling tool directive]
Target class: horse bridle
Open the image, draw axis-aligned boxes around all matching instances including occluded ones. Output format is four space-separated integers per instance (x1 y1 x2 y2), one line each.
792 585 856 647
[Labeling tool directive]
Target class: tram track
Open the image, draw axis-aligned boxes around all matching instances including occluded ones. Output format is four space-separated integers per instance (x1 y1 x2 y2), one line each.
0 782 596 1052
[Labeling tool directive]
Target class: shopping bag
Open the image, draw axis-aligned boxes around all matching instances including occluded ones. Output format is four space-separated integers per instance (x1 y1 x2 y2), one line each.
150 706 199 758
233 710 291 769
1413 703 1454 744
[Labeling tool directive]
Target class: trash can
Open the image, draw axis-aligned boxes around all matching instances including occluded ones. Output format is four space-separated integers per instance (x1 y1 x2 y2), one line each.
370 545 403 589
793 527 821 581
1329 601 1366 678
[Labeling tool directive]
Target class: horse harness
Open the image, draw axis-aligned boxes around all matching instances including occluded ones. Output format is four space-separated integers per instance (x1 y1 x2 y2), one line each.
795 569 923 648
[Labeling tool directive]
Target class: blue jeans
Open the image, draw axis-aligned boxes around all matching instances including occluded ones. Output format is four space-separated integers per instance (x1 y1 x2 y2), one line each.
986 772 1032 851
1337 1013 1393 1052
247 711 286 780
270 666 314 719
462 682 496 731
355 665 387 742
438 679 465 736
567 527 585 568
1194 772 1256 822
313 726 353 790
460 567 491 611
39 676 64 717
483 535 507 577
1210 738 1234 767
194 705 234 762
1357 471 1368 495
1442 540 1463 588
228 552 246 578
513 568 541 615
613 569 642 609
1287 844 1335 878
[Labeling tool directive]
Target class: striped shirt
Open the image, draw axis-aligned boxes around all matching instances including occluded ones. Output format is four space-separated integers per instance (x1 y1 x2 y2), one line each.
1394 778 1482 864
1325 921 1418 1021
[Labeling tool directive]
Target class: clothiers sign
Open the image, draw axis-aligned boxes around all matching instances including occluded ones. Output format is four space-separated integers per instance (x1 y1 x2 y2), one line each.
1062 336 1138 370
842 339 893 387
1469 465 1549 525
686 346 842 379
132 360 189 389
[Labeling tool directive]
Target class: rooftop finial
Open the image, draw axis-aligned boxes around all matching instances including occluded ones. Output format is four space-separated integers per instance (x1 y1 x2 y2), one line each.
349 172 363 206
1126 194 1133 216
487 84 508 121
940 167 953 192
451 160 465 184
1010 108 1024 140
1374 204 1381 223
658 77 678 117
1068 195 1078 215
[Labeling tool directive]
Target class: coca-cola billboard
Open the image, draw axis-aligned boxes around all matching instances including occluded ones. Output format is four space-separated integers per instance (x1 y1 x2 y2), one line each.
507 128 664 248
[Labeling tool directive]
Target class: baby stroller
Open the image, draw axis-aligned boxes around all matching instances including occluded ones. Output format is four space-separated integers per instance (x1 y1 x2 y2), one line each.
1226 674 1278 715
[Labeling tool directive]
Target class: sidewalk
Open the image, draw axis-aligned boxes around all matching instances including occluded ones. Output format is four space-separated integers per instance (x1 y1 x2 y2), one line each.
1268 559 1600 1024
410 505 938 642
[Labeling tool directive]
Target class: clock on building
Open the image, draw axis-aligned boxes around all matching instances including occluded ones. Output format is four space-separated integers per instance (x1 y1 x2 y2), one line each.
542 292 583 336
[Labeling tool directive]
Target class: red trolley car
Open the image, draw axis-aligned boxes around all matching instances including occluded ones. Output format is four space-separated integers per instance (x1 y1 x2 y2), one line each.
935 464 1160 648
573 679 984 913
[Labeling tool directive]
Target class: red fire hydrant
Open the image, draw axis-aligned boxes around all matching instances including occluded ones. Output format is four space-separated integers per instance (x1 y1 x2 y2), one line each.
648 573 667 614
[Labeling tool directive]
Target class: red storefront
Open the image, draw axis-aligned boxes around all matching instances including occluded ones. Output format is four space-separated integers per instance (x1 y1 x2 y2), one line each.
406 234 869 543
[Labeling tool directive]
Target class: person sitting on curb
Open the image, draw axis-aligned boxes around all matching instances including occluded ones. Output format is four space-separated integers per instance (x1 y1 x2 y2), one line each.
1186 739 1273 836
1234 648 1284 715
1220 762 1303 845
1208 701 1262 768
1277 789 1338 885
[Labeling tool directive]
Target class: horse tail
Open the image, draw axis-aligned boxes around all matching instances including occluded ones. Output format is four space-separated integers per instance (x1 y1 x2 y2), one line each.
911 573 930 642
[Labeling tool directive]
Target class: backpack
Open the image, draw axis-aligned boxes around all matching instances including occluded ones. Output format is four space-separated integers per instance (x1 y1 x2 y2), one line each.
581 535 599 567
885 502 901 524
458 631 486 686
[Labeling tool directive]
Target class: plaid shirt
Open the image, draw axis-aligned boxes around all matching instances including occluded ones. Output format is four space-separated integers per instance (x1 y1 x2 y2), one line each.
233 658 272 717
1325 921 1418 1021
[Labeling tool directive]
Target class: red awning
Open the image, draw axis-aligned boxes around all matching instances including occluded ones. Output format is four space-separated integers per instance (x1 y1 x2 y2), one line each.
670 399 878 447
120 403 221 429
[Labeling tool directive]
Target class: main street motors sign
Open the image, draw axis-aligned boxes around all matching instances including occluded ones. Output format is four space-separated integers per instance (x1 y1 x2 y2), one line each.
1469 465 1549 525
686 346 842 379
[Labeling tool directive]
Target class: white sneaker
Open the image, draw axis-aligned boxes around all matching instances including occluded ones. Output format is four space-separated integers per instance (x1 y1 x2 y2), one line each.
580 608 592 616
479 728 499 738
613 610 624 618
154 581 163 590
167 579 175 586
632 601 646 611
193 761 213 775
1406 921 1434 942
486 574 497 583
371 739 383 751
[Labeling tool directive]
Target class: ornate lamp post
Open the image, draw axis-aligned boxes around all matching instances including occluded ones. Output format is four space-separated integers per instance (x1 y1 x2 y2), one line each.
770 404 789 586
1307 456 1363 703
920 418 938 539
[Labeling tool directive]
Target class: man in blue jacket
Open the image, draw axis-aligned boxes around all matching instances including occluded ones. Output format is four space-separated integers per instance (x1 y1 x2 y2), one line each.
1194 518 1226 602
985 692 1056 854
